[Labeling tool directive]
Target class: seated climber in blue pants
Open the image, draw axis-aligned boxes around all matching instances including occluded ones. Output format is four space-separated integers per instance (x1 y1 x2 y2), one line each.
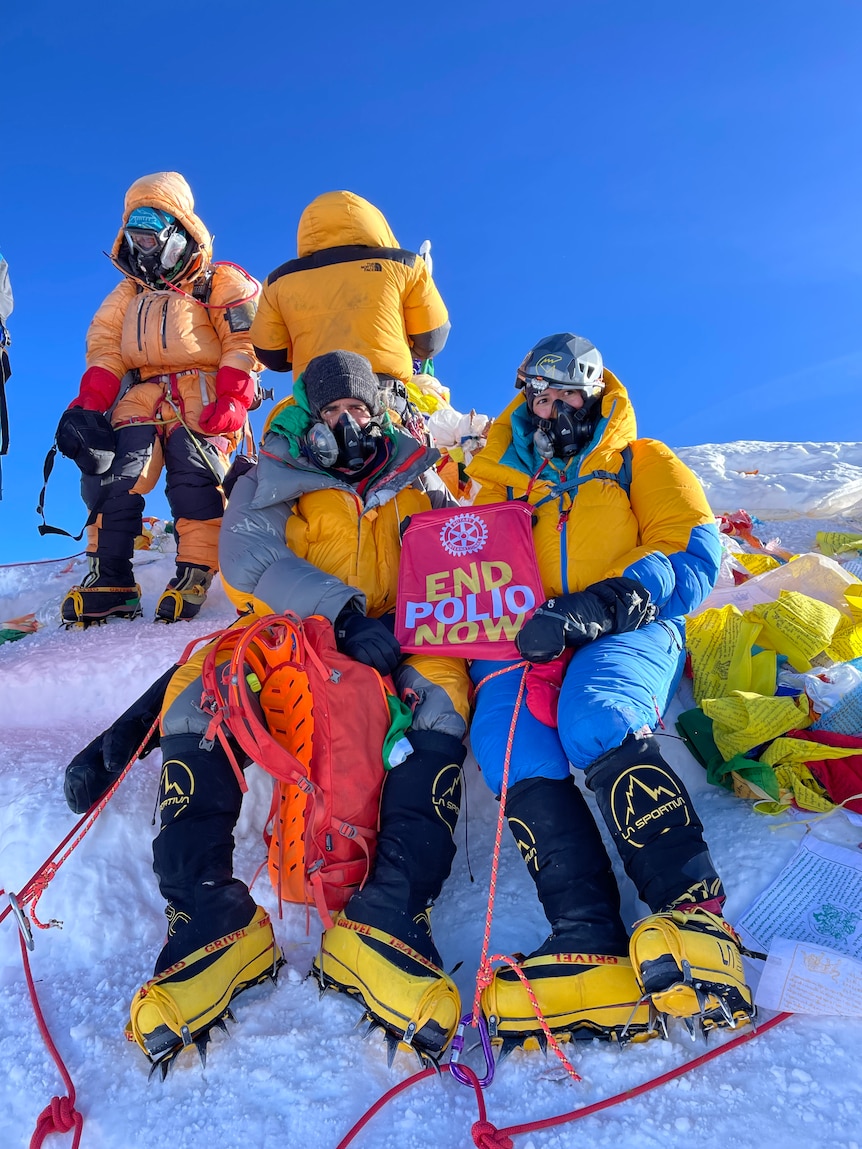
466 333 754 1049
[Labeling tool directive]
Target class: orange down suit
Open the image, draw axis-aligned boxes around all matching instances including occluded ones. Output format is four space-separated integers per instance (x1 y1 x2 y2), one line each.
79 172 259 572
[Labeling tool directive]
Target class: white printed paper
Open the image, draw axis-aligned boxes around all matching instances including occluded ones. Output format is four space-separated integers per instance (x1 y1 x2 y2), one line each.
736 836 862 960
754 936 862 1016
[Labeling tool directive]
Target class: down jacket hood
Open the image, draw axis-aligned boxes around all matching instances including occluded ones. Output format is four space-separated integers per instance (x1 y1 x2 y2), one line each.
110 171 213 275
296 191 399 257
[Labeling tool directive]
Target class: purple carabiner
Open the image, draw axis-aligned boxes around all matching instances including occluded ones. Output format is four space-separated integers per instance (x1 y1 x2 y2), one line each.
447 1012 495 1088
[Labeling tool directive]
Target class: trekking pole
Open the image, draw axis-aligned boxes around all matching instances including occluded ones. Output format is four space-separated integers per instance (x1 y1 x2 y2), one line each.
416 241 437 377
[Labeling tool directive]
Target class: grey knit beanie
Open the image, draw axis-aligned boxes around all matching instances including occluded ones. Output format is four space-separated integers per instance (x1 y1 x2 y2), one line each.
303 350 383 419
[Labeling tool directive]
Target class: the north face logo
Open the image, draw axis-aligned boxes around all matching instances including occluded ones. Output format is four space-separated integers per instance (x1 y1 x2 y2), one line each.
361 261 383 272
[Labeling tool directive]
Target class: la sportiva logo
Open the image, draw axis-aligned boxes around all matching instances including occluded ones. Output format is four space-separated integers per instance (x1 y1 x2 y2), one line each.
609 764 691 848
159 758 195 820
432 764 463 836
508 817 539 875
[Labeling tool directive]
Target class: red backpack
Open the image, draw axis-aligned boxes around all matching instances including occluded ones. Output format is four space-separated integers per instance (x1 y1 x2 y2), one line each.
198 613 393 928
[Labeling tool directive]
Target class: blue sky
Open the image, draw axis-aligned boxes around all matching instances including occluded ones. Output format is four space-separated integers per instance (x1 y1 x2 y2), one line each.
1 1 860 561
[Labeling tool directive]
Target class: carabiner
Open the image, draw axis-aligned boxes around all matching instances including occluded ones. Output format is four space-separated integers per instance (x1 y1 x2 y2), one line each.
8 892 34 951
447 1012 495 1088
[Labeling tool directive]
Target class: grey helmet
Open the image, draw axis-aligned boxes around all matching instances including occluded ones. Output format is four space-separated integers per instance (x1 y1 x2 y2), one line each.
515 333 604 399
516 334 606 459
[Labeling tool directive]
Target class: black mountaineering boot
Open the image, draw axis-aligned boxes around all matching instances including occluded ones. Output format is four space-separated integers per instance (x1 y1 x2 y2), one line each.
586 733 753 1033
314 730 466 1060
127 735 281 1069
155 563 214 623
480 776 651 1047
61 555 142 627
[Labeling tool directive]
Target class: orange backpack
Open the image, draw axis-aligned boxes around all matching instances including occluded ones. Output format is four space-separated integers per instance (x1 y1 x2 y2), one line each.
198 613 394 928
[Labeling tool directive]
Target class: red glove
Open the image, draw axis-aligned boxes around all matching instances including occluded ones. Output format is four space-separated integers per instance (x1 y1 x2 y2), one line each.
69 366 121 412
199 366 254 434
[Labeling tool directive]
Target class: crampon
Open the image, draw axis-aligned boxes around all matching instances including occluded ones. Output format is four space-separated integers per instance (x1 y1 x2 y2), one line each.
313 914 461 1068
629 908 755 1040
480 952 658 1061
61 582 143 628
127 908 283 1078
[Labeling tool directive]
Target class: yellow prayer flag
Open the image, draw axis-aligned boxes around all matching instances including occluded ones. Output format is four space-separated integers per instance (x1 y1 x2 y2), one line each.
746 590 842 671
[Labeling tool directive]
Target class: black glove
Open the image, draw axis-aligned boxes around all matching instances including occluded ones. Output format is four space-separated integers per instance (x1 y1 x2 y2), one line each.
334 608 402 676
516 577 655 664
64 663 177 814
55 408 116 476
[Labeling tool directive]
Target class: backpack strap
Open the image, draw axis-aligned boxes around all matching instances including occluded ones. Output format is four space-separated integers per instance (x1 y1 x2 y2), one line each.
617 443 633 497
35 443 95 540
533 444 634 508
200 614 313 791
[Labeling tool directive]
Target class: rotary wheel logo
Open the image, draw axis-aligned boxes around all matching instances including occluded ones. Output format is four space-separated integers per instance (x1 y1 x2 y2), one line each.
439 512 489 556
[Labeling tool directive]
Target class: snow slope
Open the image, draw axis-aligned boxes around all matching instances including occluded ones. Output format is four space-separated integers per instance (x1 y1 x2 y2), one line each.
2 442 862 1149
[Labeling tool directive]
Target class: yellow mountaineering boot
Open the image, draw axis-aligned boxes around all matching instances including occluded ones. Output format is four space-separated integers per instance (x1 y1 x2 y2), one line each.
481 952 651 1050
629 908 754 1034
314 913 461 1060
128 905 281 1070
583 734 753 1034
137 737 283 1072
480 778 653 1051
313 732 467 1063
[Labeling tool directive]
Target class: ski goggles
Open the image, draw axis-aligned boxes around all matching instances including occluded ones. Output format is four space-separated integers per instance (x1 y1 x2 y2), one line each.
124 226 168 254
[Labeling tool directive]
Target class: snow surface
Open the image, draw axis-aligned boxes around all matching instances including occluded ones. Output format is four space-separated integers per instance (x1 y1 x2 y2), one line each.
2 441 862 1149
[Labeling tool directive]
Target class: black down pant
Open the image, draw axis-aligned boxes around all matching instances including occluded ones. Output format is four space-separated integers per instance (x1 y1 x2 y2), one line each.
81 423 226 566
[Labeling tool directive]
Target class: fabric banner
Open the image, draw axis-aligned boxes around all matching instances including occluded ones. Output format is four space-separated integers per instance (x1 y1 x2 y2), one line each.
395 501 544 658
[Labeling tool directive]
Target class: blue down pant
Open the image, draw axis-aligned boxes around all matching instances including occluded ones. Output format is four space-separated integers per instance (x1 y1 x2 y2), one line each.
469 618 685 794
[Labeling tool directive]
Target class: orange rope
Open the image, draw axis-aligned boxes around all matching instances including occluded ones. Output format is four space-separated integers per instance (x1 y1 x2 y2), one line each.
470 660 581 1081
484 953 581 1083
471 663 529 1022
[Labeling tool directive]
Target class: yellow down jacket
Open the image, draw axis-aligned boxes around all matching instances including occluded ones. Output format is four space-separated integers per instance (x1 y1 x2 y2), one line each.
249 191 448 383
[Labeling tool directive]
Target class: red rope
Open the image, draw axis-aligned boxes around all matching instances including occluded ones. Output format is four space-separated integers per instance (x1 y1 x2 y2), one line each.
0 717 161 934
0 716 162 1147
482 953 581 1083
500 1011 792 1139
334 1013 792 1147
19 932 83 1148
0 551 84 570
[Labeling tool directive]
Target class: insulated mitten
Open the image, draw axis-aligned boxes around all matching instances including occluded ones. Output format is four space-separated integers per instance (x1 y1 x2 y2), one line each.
334 608 401 676
55 408 116 475
69 365 122 412
198 366 255 434
516 577 655 663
